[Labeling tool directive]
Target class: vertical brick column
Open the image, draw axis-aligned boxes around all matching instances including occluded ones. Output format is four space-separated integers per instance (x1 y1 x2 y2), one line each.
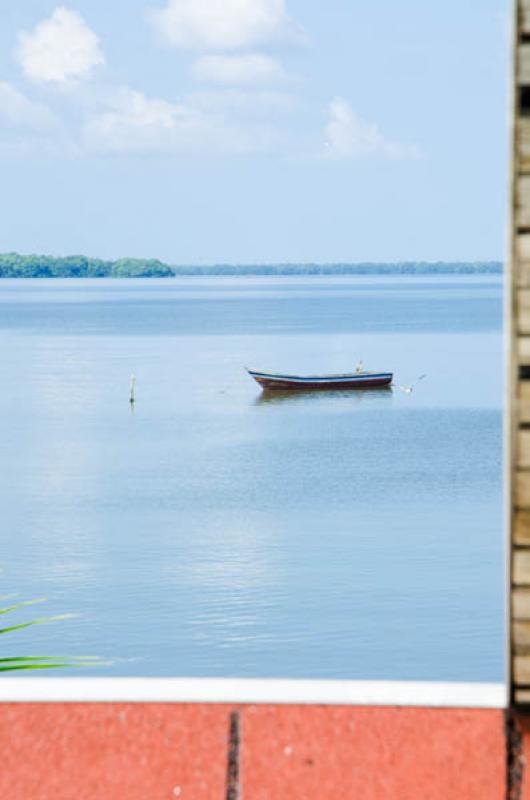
511 0 530 704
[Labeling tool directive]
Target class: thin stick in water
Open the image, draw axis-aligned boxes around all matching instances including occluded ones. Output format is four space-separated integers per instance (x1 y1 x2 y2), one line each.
129 374 136 404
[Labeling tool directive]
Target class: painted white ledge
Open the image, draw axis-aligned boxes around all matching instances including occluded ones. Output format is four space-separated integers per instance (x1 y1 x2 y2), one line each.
0 678 508 708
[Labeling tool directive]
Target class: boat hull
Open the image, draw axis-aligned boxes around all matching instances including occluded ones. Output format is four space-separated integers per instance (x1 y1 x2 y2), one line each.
248 371 393 391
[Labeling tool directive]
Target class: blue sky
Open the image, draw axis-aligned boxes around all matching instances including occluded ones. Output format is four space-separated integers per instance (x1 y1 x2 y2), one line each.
0 1 508 263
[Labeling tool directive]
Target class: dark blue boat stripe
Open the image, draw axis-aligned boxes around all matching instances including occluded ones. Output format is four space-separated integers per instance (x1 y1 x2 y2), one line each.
249 371 392 382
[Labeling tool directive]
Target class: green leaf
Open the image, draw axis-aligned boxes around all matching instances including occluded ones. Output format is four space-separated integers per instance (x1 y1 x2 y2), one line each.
0 598 46 616
0 592 109 673
0 613 75 636
0 662 78 672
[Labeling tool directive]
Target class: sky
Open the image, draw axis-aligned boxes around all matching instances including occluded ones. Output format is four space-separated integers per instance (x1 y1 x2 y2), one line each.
0 0 509 264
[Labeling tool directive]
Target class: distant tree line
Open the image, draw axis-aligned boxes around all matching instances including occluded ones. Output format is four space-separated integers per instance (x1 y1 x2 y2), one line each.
0 253 174 278
0 252 503 278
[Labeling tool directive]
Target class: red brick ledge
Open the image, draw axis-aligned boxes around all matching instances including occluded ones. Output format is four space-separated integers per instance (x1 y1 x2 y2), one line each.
0 704 506 799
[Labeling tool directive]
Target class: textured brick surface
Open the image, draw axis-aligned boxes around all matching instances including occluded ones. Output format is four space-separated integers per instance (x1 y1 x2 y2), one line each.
0 703 508 799
515 711 530 799
0 704 230 800
240 706 506 800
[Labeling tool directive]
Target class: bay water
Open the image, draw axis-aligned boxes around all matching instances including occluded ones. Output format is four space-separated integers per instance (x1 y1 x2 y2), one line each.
0 275 504 681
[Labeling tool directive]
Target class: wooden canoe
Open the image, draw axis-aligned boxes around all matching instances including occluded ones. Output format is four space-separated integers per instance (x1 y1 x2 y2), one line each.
246 369 393 391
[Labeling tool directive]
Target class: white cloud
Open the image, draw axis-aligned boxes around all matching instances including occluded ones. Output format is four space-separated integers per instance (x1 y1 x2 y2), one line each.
0 81 58 129
148 0 301 50
190 88 296 116
0 81 70 157
323 97 421 160
16 7 104 84
82 87 284 156
193 53 288 85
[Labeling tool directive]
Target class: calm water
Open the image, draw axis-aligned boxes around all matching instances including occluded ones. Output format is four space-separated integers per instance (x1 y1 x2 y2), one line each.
0 276 504 681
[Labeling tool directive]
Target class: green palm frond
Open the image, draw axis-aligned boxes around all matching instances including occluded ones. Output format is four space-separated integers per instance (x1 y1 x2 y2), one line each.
0 613 75 636
1 595 108 672
0 598 46 615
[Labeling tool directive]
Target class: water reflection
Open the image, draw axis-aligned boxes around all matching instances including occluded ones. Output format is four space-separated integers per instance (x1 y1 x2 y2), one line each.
0 277 504 680
253 386 394 407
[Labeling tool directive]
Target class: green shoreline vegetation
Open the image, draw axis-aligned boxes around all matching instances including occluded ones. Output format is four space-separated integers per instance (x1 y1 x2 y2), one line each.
0 253 502 278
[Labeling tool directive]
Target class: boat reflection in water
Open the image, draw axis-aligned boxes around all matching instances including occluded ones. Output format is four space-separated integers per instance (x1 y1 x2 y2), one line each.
254 385 393 407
